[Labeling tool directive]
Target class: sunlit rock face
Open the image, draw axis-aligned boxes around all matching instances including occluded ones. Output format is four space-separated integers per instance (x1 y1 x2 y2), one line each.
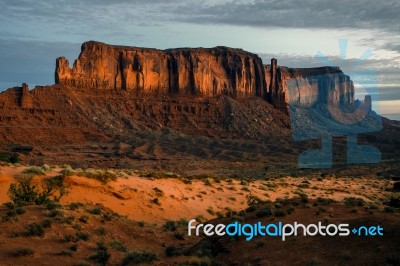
55 41 356 114
55 41 267 98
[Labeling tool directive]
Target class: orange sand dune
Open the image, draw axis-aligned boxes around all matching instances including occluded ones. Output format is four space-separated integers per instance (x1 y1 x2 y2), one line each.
0 166 393 223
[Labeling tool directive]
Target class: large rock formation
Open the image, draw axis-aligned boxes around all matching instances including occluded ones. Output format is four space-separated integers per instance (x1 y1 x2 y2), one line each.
56 41 356 114
56 41 266 97
264 59 355 112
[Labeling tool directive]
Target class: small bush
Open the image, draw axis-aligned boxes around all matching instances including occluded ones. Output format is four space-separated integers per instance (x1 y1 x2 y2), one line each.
152 198 161 205
274 209 287 217
384 206 395 213
246 204 257 212
89 208 102 215
316 197 333 205
153 187 164 196
25 223 45 237
79 215 89 223
3 202 14 209
109 240 127 252
165 246 182 257
41 219 52 228
48 209 63 218
15 207 25 214
95 227 107 236
58 250 73 256
165 221 178 231
76 232 90 241
8 174 67 205
344 197 365 207
70 244 79 251
11 248 34 257
256 206 273 218
90 242 110 266
69 202 83 210
0 152 19 164
23 166 45 175
77 169 117 184
120 251 157 265
174 232 185 240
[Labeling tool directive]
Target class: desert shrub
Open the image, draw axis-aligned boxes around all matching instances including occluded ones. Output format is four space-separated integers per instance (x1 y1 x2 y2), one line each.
25 222 45 237
95 226 107 236
58 250 73 256
177 218 189 227
274 209 287 217
109 240 127 252
15 207 25 214
165 246 182 257
206 208 215 215
47 201 61 210
0 152 19 164
120 251 157 265
246 204 257 212
48 209 63 218
299 193 309 203
3 202 15 209
76 232 90 241
174 232 185 240
90 242 110 266
384 206 395 213
60 167 75 177
69 202 83 210
23 166 46 175
41 219 52 228
229 215 244 222
204 178 212 186
344 197 365 207
11 248 34 257
316 197 333 205
165 221 178 231
78 169 117 184
247 195 266 206
8 174 39 204
8 174 67 205
79 215 89 223
89 208 102 215
70 244 78 251
63 234 77 243
153 187 164 196
256 206 273 218
195 215 205 223
152 198 161 205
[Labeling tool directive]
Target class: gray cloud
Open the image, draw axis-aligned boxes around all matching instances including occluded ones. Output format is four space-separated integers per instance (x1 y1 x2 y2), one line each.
173 0 400 32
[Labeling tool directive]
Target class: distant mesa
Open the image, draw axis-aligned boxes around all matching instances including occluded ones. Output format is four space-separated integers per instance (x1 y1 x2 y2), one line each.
55 41 354 113
0 41 376 164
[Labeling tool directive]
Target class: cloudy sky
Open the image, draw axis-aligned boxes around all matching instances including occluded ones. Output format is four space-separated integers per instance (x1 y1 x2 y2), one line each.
0 0 399 119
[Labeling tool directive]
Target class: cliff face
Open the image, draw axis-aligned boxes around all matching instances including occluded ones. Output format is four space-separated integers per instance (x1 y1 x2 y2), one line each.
56 41 356 114
56 41 266 97
264 59 354 112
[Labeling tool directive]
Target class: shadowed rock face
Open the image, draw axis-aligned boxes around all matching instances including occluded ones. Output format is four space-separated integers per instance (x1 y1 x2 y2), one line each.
264 60 354 112
56 41 267 98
